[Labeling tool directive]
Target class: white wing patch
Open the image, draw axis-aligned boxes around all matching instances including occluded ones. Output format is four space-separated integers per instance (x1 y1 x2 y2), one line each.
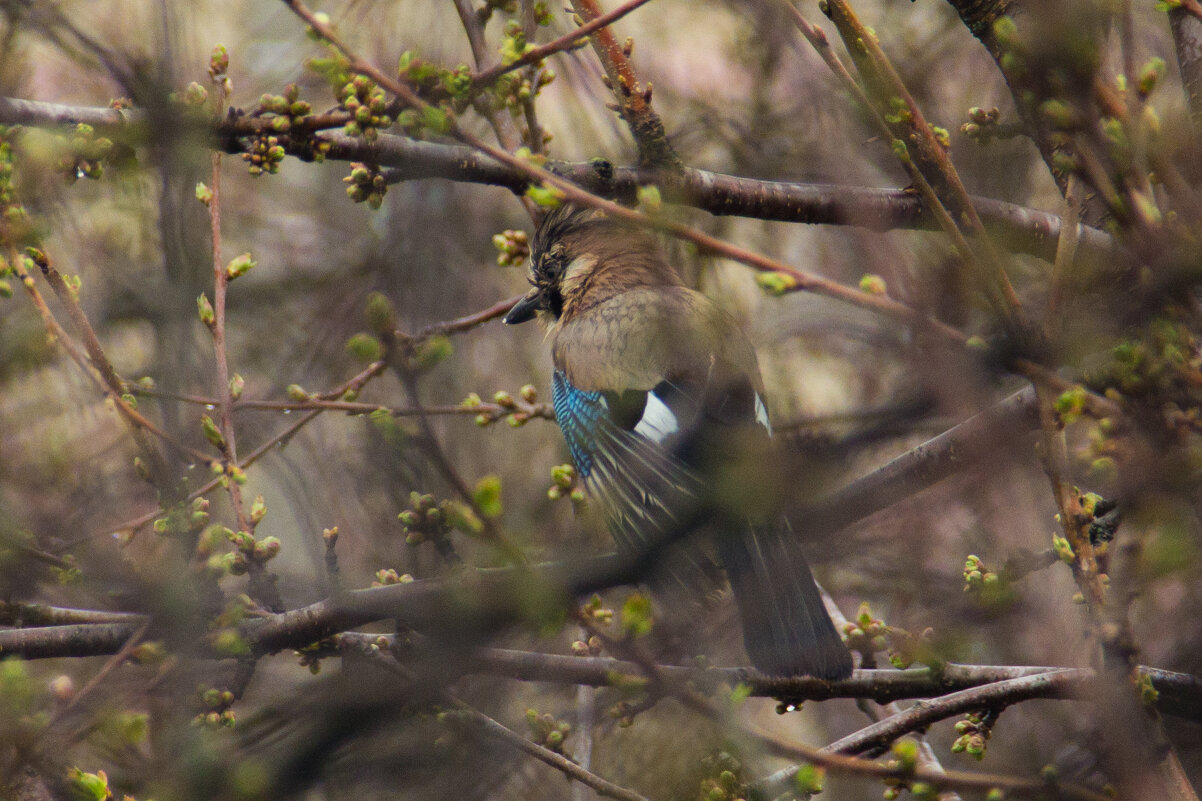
754 392 772 435
633 391 680 443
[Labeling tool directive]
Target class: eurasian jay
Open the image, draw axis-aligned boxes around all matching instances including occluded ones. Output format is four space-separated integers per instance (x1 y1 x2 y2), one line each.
504 204 852 679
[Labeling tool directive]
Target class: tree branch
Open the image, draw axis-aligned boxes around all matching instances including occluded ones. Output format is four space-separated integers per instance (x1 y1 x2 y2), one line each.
0 97 1113 265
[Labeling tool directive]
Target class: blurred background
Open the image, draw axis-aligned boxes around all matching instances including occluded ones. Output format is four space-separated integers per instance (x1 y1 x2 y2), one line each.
0 0 1199 798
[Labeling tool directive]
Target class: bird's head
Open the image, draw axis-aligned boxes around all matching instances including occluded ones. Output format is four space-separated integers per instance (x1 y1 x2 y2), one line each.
503 204 681 327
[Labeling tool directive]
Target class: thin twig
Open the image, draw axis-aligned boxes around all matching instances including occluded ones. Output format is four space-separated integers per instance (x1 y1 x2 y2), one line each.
469 0 656 94
205 69 250 536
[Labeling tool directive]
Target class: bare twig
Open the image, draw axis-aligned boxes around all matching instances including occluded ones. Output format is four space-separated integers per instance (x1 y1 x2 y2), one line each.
204 66 251 537
18 250 206 472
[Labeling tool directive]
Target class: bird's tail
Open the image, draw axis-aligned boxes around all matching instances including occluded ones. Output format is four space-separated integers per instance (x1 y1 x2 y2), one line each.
717 521 853 679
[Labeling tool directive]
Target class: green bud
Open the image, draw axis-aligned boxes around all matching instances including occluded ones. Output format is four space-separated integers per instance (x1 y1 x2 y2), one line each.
414 335 453 370
859 274 887 295
443 500 484 534
346 332 383 362
225 252 256 280
794 764 825 794
992 16 1018 47
200 414 226 450
212 628 250 657
1040 99 1076 129
620 592 653 637
286 384 309 401
524 183 564 208
250 495 266 524
365 291 397 333
1138 57 1166 97
421 105 452 134
254 536 281 560
67 769 110 801
636 184 662 213
473 475 503 518
184 82 209 106
891 738 918 770
551 464 575 488
755 271 798 296
209 44 230 78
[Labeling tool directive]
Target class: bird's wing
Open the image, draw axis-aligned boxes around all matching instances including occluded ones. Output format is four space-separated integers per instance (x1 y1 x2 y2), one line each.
551 369 703 553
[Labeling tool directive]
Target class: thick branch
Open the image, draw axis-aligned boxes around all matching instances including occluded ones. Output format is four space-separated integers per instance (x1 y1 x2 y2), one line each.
0 97 1112 265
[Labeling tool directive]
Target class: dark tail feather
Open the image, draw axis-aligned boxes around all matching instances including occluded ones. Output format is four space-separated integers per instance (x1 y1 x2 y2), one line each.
717 521 853 679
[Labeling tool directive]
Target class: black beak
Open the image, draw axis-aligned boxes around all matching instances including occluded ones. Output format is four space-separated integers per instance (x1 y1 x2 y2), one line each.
503 290 540 325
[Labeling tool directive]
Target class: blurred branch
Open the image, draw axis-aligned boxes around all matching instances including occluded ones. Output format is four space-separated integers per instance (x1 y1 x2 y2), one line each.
460 703 650 801
657 668 1110 801
0 623 143 659
813 0 1028 338
1170 6 1202 138
6 616 1202 718
941 0 1112 227
805 387 1038 533
0 602 142 626
234 398 554 422
361 135 1112 266
15 249 204 478
345 636 652 801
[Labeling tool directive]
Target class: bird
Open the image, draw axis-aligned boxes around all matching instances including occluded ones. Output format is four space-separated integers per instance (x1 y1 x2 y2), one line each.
503 203 853 679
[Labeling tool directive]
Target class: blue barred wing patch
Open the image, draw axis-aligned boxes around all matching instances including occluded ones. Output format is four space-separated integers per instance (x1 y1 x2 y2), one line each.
551 369 609 478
